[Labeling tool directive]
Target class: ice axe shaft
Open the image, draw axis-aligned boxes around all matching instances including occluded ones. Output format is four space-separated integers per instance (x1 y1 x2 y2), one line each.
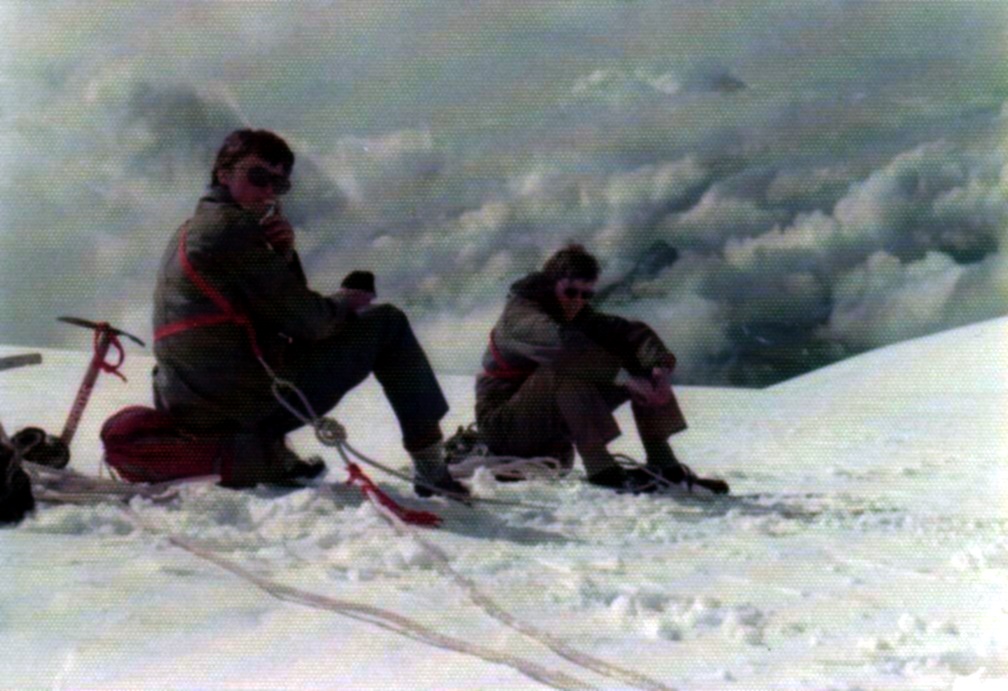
57 317 144 447
60 331 111 445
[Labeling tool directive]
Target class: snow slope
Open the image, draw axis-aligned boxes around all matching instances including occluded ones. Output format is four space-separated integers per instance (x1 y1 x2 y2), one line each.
1 317 1006 689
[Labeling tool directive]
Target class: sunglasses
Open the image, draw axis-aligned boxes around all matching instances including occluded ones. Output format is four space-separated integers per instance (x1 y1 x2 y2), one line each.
563 287 595 300
246 166 291 194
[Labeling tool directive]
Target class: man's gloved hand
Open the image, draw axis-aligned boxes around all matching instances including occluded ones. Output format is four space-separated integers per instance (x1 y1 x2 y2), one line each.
333 271 377 313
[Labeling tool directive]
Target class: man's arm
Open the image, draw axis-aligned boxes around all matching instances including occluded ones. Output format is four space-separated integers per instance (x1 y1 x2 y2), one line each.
493 296 622 382
214 229 354 342
577 308 676 374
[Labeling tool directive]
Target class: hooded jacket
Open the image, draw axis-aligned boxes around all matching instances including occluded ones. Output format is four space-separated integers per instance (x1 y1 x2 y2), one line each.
475 272 676 423
152 186 353 431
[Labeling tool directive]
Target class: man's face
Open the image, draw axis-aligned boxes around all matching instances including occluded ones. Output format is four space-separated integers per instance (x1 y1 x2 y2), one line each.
218 155 290 215
555 277 596 322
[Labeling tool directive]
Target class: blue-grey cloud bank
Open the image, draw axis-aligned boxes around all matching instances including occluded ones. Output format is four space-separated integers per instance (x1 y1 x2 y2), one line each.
2 1 1006 386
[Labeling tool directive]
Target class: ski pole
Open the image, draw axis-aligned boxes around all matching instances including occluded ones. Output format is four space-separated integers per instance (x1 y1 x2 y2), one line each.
56 317 145 447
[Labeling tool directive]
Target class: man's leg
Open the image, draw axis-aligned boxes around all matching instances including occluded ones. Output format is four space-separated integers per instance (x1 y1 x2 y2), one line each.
481 362 626 478
261 304 448 448
259 304 463 496
622 388 729 493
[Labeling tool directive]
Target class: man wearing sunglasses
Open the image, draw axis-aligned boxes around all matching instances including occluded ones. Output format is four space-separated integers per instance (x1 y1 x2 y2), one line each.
475 244 728 494
151 129 466 497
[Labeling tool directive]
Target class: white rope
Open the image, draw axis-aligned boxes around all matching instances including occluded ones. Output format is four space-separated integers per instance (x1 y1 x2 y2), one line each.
370 493 676 691
266 368 676 691
124 509 591 691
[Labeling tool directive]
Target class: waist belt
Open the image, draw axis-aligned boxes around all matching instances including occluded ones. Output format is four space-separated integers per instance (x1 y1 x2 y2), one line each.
483 329 535 380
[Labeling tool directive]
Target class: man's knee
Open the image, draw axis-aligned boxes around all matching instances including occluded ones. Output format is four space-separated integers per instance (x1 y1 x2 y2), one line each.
367 303 408 326
544 363 604 396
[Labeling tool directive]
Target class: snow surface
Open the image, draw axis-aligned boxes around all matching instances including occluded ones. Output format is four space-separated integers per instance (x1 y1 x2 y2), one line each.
1 318 1006 689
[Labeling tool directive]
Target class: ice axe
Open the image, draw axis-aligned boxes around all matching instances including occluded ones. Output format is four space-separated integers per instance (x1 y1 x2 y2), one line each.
10 317 145 469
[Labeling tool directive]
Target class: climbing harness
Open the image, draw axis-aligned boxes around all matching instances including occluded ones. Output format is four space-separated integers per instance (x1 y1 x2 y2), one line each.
484 329 535 380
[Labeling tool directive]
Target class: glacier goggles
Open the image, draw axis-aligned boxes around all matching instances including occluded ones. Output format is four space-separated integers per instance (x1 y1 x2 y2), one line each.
246 165 291 195
563 287 595 300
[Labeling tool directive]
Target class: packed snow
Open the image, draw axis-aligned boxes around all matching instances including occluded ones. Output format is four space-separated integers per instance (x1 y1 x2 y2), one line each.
1 317 1006 689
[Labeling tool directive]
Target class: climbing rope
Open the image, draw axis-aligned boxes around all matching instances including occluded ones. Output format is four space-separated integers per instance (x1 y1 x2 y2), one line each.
263 363 674 690
123 508 592 691
265 363 553 513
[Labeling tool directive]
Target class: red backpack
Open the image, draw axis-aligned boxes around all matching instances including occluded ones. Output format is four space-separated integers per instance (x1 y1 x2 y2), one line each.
101 406 236 483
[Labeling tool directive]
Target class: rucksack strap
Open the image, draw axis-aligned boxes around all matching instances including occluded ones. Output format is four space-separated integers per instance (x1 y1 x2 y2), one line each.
154 223 264 359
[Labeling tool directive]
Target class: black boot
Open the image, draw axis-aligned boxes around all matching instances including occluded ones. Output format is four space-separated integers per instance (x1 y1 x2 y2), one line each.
411 442 470 499
651 464 730 495
587 465 660 494
644 439 729 495
270 439 327 485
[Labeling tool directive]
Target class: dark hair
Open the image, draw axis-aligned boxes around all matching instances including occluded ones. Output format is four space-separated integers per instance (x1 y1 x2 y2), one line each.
211 129 295 186
542 244 600 282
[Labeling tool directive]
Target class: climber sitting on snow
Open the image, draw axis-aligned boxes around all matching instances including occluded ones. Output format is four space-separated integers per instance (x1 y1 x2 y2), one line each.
475 244 728 494
151 128 466 497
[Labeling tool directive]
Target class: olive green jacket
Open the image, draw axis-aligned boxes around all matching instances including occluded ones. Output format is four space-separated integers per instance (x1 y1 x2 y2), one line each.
475 272 676 423
152 187 352 431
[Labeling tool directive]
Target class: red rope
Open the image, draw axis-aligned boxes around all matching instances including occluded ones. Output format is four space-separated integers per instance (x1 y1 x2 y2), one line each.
95 323 128 382
345 462 442 528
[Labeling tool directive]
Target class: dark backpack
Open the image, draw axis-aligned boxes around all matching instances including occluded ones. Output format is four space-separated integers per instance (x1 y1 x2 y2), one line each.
101 406 236 483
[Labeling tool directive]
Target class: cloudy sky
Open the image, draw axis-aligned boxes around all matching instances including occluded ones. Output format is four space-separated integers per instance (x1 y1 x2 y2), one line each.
1 1 1006 385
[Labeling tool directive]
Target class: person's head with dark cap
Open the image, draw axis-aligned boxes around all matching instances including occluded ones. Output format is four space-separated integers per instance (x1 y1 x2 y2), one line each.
211 129 295 215
542 244 600 322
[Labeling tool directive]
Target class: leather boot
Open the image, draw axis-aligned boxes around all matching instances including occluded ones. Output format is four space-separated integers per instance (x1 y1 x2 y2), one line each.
411 442 470 499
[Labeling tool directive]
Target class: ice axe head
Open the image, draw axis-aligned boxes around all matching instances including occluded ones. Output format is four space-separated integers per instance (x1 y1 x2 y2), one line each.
57 316 145 347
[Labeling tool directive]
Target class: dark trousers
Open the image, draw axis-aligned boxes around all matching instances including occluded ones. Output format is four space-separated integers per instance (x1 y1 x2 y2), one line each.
258 304 448 451
478 363 687 464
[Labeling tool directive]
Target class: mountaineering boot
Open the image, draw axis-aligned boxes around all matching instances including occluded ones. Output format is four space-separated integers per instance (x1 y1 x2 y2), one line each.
221 435 326 488
411 441 470 499
643 438 730 495
586 465 660 494
269 438 327 486
582 445 658 494
0 442 35 524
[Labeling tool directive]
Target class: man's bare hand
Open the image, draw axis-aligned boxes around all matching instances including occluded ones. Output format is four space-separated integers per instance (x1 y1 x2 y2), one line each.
262 216 295 255
649 366 674 406
624 375 662 406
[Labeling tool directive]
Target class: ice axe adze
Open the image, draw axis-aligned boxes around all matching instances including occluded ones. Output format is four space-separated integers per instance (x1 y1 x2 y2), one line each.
10 317 145 469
